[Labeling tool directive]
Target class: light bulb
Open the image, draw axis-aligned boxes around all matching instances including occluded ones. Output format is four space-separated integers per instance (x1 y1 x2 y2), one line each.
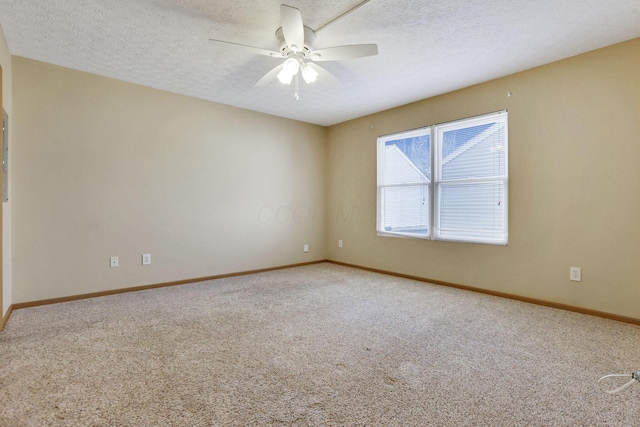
282 58 300 76
301 64 319 83
277 68 294 85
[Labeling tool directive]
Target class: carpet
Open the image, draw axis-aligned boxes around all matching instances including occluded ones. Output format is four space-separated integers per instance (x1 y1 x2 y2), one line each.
1 263 639 426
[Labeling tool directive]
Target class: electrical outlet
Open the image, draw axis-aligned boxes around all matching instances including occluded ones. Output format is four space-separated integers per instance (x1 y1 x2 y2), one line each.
570 267 581 282
303 244 309 253
110 256 119 268
338 240 343 248
142 253 151 265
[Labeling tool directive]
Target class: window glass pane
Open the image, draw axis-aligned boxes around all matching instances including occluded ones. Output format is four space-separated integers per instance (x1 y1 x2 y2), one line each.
383 134 430 185
382 185 429 236
441 121 506 181
438 181 506 242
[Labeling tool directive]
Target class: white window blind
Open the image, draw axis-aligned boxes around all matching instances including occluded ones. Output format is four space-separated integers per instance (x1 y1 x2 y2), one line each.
434 112 508 244
376 111 508 245
377 128 431 239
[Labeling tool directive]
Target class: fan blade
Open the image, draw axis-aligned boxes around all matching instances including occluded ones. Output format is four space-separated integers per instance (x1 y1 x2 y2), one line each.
306 63 340 86
280 5 304 52
310 44 378 61
255 64 284 87
209 38 283 58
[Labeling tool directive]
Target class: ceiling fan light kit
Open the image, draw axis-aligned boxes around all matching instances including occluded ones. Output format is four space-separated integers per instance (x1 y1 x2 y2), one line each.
276 69 294 85
210 4 378 99
301 63 318 83
277 57 300 84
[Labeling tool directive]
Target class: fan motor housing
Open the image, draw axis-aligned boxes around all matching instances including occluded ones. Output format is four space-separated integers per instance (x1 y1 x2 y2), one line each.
275 26 315 57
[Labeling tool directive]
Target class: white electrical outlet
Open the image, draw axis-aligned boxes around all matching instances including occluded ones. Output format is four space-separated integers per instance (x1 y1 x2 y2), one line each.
570 267 581 282
338 240 343 248
110 256 119 268
142 254 151 265
303 244 309 253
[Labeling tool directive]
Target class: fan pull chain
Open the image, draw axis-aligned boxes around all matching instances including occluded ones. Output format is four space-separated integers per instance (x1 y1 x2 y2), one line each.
294 72 300 101
598 371 640 394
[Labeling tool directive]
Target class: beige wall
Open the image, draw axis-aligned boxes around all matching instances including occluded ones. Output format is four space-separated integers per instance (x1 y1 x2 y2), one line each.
0 23 12 317
327 38 640 318
12 57 326 303
10 38 640 319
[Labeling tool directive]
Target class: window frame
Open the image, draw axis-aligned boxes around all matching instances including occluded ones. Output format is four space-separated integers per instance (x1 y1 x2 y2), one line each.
376 127 432 239
376 110 508 245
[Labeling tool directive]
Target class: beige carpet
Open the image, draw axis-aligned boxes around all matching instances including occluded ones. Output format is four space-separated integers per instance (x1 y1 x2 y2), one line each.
1 263 639 426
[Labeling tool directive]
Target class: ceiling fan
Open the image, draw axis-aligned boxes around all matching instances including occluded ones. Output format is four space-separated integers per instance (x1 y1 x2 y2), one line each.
209 3 378 99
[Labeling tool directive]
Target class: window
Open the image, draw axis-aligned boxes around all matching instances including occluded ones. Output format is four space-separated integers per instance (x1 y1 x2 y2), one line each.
377 128 431 238
377 111 508 245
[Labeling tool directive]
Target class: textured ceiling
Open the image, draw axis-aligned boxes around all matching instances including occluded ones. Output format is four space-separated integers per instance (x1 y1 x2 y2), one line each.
1 0 639 126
